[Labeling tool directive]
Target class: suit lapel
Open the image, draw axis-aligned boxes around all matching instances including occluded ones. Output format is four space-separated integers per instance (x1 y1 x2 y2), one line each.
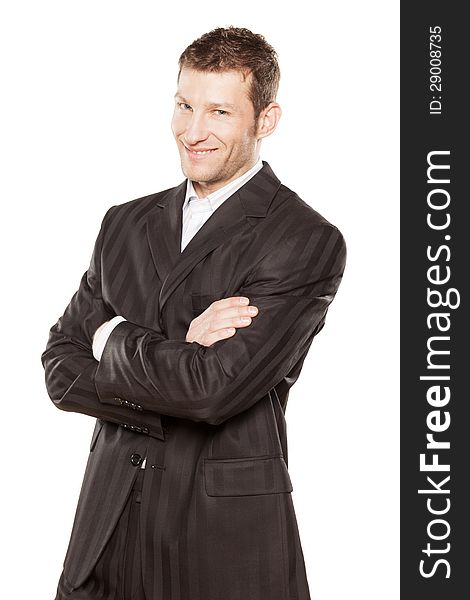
145 179 186 286
145 161 282 319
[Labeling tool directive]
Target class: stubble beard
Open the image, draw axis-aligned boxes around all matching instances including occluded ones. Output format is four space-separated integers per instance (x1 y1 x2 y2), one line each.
179 141 256 189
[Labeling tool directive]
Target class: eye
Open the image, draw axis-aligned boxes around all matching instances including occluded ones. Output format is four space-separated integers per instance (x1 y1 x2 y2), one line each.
215 109 228 116
178 102 192 111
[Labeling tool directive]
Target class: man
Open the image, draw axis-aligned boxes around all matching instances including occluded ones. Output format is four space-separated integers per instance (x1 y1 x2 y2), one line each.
42 26 346 600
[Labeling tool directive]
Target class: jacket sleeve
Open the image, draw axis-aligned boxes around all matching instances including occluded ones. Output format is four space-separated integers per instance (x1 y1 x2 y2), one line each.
94 223 347 426
40 206 166 439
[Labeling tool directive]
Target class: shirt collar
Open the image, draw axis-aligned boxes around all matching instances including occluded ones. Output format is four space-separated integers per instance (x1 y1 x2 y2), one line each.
183 157 263 213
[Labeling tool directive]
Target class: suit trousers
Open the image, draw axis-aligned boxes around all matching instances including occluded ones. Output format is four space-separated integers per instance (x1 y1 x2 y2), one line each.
55 468 147 600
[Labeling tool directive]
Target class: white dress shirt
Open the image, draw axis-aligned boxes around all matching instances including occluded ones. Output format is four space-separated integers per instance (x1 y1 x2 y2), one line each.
92 157 263 468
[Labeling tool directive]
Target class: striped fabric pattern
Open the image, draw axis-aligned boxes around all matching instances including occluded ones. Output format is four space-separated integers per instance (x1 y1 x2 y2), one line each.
55 468 146 599
41 161 347 600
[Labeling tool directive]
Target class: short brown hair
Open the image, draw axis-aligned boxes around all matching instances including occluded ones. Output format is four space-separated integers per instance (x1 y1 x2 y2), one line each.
178 26 280 119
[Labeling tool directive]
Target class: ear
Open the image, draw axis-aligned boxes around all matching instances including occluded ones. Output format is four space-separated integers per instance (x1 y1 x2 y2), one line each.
256 102 282 140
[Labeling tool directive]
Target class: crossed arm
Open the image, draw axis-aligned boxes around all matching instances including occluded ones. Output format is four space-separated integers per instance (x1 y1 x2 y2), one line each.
41 208 346 430
91 295 260 362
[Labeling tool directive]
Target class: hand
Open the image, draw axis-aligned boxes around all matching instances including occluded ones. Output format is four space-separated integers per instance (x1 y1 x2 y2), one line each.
93 320 109 342
186 296 259 347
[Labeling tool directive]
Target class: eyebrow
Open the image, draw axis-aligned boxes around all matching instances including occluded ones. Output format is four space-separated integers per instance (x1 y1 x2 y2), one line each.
174 94 236 110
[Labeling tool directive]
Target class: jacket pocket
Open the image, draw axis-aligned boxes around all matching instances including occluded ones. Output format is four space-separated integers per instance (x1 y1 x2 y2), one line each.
204 455 293 497
89 419 105 452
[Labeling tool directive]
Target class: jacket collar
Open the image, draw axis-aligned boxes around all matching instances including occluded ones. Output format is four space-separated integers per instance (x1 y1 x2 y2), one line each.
145 160 282 317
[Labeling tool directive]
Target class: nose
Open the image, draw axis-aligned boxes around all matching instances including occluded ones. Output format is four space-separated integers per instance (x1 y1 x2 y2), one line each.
183 112 210 146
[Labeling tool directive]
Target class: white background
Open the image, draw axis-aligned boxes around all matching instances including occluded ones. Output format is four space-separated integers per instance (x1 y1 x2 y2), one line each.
0 1 399 598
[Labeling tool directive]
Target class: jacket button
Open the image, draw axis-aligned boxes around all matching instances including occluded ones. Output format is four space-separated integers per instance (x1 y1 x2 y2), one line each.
130 453 143 466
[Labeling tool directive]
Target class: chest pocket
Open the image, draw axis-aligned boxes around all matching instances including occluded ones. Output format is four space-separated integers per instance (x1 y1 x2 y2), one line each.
190 290 229 318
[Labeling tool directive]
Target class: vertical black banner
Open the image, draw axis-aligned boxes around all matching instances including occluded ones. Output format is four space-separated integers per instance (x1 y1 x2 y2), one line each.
401 2 468 598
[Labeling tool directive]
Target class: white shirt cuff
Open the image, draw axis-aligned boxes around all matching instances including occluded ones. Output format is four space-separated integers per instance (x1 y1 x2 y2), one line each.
92 315 127 361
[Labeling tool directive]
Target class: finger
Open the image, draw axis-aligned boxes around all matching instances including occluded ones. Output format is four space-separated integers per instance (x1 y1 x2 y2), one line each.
209 298 258 320
213 305 258 321
209 315 254 332
209 296 250 311
202 326 237 347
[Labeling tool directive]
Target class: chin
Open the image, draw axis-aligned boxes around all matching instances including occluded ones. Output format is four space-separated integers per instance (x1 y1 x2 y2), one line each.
182 164 219 184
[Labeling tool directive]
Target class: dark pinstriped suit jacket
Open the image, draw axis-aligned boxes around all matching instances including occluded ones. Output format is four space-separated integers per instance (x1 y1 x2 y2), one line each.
41 161 346 600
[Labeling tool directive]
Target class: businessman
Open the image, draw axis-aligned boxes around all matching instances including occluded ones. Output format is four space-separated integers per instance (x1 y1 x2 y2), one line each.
42 26 347 600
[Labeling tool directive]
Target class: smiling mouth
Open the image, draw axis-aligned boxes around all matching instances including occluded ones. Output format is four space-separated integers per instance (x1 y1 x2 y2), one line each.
183 144 218 157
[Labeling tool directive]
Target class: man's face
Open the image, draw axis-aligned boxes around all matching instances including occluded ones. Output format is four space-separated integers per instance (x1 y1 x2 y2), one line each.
171 67 260 196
